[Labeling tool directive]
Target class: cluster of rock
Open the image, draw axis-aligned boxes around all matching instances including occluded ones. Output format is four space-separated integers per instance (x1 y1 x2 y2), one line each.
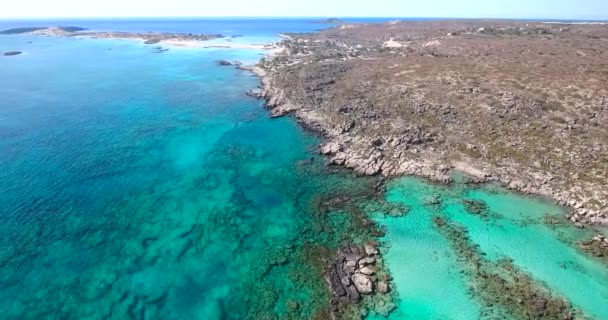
462 199 489 218
252 20 608 226
327 242 392 317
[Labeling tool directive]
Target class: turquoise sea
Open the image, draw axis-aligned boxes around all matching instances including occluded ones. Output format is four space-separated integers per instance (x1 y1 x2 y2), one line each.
1 19 607 320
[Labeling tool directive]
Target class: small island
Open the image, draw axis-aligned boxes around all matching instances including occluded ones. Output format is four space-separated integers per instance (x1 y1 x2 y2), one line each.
0 26 224 45
0 26 88 34
314 18 345 24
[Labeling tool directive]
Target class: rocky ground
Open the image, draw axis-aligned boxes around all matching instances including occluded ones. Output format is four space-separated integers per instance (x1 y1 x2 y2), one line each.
252 20 608 226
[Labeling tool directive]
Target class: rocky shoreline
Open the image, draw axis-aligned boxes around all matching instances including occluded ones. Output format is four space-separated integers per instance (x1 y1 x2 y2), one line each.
244 20 608 226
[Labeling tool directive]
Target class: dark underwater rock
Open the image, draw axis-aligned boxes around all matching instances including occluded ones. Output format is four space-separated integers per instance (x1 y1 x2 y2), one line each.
463 199 489 217
217 59 242 67
152 46 169 53
3 51 22 56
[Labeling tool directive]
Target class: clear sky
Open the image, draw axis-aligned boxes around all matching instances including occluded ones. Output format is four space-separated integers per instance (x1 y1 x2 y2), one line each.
1 0 607 20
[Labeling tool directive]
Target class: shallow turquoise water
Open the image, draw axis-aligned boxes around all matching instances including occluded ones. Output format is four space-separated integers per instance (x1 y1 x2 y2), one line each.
0 35 382 319
372 179 482 320
378 177 608 319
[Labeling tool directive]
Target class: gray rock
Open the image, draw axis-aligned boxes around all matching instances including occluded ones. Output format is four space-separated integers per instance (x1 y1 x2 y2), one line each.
358 257 375 266
364 243 379 256
352 273 373 294
346 284 361 301
358 266 375 275
377 281 389 294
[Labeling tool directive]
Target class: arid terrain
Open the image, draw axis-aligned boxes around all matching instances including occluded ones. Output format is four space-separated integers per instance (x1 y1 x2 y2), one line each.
254 20 608 225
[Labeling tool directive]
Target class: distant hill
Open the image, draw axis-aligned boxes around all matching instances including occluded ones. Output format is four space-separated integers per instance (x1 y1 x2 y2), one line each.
314 18 345 24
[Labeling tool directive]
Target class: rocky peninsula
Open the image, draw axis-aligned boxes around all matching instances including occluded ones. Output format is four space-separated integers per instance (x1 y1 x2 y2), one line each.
250 20 608 226
0 26 224 45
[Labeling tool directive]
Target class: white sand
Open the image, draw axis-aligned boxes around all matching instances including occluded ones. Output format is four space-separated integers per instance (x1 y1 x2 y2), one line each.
383 38 407 48
158 39 284 54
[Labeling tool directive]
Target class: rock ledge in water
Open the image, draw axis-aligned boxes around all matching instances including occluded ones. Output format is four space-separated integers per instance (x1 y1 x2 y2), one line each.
327 242 394 317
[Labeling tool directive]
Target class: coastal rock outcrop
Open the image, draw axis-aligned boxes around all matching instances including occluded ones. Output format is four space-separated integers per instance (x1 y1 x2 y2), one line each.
253 20 608 226
327 242 393 317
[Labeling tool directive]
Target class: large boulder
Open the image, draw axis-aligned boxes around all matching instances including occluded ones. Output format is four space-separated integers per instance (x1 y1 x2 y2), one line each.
351 273 373 294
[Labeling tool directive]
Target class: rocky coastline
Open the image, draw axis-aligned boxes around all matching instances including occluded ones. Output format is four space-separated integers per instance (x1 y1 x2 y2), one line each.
245 20 608 226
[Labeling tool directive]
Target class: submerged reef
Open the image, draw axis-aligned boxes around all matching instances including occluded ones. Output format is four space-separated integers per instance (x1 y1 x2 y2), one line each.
462 199 490 218
433 216 581 319
578 234 608 266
